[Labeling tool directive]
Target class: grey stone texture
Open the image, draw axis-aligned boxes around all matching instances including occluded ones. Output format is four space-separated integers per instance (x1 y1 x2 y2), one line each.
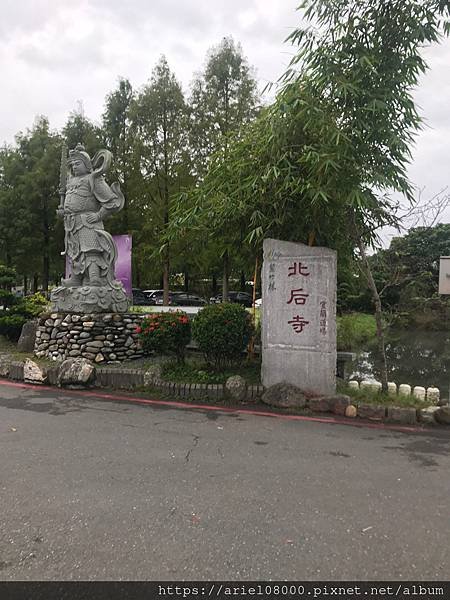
0 355 12 378
9 361 24 380
308 397 333 412
34 312 144 363
386 406 418 425
96 368 144 390
418 406 440 425
435 406 450 425
58 358 96 387
225 375 247 402
23 359 47 384
261 238 336 396
17 320 38 352
51 285 129 314
143 364 163 386
50 144 129 313
262 382 308 409
328 394 351 415
357 404 386 420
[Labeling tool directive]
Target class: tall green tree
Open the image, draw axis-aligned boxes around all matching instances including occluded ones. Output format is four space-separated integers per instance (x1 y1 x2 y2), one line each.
0 146 24 271
0 119 61 292
62 105 102 156
188 37 259 299
369 224 450 309
15 118 61 292
132 56 192 303
102 78 137 233
280 0 450 390
173 1 450 390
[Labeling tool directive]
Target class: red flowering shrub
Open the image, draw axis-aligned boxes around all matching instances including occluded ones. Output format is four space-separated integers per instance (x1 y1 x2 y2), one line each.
136 311 191 363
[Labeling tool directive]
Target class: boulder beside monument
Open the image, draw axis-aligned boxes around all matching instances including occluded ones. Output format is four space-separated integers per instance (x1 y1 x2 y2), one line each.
261 238 337 396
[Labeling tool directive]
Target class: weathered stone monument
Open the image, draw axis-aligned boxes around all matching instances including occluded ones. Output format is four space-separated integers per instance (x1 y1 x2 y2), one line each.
261 238 336 396
50 143 129 313
34 144 140 364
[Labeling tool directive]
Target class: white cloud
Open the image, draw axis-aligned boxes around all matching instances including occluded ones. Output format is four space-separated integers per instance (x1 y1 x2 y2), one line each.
2 0 450 237
0 0 299 140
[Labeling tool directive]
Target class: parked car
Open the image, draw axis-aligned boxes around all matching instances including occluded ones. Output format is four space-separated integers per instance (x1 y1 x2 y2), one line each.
140 289 209 307
132 288 150 306
210 291 254 307
170 293 208 307
152 291 172 305
142 289 162 303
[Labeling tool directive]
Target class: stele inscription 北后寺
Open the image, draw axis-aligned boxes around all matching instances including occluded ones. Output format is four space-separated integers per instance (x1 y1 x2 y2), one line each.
261 238 336 395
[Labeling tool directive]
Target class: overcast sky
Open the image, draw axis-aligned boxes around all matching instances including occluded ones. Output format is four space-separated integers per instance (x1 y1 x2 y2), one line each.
2 0 450 243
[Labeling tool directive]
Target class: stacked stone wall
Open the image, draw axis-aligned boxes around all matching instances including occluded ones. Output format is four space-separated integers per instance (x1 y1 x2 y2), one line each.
34 313 145 363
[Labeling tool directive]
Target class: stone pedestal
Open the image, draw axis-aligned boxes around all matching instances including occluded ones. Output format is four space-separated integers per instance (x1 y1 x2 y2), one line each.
34 312 144 364
50 284 129 313
261 238 337 396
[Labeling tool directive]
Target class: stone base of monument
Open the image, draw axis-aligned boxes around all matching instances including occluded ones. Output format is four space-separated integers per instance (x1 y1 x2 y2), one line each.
50 284 130 314
34 312 145 364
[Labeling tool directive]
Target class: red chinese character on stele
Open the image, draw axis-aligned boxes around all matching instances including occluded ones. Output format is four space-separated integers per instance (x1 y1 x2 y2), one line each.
288 315 309 333
288 262 310 277
287 288 309 305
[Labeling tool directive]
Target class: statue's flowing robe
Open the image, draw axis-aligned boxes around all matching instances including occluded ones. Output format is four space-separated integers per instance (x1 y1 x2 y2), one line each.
64 173 124 284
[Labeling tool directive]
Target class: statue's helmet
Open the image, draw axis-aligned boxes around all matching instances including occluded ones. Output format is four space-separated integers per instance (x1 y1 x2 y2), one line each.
68 143 92 172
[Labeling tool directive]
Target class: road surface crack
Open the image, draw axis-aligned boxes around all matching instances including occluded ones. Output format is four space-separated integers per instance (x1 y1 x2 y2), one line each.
185 435 200 463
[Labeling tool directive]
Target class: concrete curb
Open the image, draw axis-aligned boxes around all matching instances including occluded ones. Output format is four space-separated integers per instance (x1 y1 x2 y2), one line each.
0 379 427 434
0 354 446 427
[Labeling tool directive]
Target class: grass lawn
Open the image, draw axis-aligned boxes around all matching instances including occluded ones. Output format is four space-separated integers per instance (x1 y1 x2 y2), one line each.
161 357 261 385
338 380 433 409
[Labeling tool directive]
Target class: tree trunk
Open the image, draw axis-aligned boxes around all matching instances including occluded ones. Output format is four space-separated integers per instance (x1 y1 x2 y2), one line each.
184 271 189 293
212 274 218 297
42 195 50 293
240 271 246 292
122 175 129 233
42 253 49 294
23 275 28 296
162 109 170 307
222 251 229 302
135 263 141 289
356 237 389 393
32 274 38 294
163 253 170 306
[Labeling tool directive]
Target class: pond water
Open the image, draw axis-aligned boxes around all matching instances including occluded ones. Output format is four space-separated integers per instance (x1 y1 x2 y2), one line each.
349 328 450 395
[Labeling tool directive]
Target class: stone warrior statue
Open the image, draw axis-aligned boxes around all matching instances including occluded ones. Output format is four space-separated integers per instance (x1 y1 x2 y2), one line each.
50 143 129 313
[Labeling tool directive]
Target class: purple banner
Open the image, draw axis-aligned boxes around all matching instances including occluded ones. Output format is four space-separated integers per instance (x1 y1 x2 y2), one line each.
65 234 133 297
114 234 132 297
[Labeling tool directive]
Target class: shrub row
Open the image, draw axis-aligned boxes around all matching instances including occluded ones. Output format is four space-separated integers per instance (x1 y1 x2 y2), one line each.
0 292 48 341
136 303 254 368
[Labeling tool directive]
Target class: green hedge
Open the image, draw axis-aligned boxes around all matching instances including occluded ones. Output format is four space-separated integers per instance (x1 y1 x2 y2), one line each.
0 315 28 341
0 292 48 342
192 303 254 369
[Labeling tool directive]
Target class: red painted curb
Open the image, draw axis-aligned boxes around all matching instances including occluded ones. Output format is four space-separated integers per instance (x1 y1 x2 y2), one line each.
0 378 425 434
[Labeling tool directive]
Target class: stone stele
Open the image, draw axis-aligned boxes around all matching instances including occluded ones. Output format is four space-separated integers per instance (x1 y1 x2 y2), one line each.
261 238 337 396
50 143 129 313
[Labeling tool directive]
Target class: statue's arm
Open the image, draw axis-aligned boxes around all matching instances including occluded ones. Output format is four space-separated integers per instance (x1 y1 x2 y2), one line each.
92 178 125 218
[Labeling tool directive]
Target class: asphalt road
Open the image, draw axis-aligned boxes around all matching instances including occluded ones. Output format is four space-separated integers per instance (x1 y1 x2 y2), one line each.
0 381 449 581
